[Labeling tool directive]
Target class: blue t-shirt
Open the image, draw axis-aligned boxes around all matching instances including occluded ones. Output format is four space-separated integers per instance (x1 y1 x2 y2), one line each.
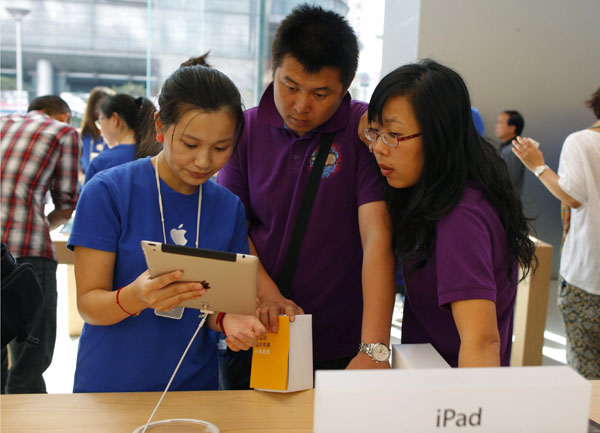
84 143 136 184
80 133 106 174
68 157 249 392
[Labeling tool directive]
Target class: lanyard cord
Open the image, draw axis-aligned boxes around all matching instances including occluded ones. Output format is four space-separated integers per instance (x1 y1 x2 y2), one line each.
154 154 202 248
142 156 209 432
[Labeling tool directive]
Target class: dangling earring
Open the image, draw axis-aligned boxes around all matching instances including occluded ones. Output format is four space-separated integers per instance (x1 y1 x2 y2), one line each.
156 133 164 143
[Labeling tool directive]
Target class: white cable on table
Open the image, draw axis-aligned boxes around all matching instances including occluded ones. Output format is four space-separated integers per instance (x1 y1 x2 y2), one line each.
141 310 212 433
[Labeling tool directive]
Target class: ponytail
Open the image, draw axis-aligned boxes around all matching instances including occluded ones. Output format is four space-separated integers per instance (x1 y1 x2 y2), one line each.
133 97 159 158
100 93 160 159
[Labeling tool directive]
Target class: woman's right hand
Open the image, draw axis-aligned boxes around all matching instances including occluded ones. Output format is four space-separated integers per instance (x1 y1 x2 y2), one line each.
511 136 544 172
127 269 207 312
358 111 370 148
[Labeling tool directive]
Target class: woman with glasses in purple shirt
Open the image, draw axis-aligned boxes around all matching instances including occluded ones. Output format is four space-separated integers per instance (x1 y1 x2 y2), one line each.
363 59 536 367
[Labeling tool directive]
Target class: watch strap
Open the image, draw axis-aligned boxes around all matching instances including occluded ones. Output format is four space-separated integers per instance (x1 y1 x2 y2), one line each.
358 342 391 362
534 164 549 177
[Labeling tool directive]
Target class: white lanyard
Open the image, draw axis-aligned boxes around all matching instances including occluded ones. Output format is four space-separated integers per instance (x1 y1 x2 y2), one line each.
154 154 202 248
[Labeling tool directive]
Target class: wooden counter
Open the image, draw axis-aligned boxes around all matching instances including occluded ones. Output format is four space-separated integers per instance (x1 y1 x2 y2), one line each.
2 382 598 432
1 389 313 433
592 380 600 425
51 231 84 336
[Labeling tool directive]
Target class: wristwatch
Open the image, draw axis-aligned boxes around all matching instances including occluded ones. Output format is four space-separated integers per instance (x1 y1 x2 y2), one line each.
534 164 549 177
358 342 391 363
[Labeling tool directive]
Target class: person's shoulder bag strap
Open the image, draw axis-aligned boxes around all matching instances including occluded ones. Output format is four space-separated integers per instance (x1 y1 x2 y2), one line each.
277 132 336 299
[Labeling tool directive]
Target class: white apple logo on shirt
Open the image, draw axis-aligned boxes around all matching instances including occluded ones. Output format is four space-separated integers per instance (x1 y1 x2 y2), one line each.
170 224 187 246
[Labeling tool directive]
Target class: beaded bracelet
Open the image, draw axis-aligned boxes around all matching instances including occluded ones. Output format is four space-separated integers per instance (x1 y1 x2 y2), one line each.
216 312 227 337
116 287 140 317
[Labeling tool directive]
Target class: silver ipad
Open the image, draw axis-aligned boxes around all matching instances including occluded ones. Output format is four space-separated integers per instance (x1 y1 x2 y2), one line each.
140 240 257 315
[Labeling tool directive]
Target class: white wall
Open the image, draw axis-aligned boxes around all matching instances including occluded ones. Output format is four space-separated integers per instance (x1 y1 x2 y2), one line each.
381 0 421 76
382 0 600 276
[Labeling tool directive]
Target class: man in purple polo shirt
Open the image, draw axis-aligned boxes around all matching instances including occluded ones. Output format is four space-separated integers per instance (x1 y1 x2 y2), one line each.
218 4 395 388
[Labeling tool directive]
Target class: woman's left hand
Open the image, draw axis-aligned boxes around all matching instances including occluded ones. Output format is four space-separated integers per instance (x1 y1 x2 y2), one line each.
222 314 266 351
511 136 545 172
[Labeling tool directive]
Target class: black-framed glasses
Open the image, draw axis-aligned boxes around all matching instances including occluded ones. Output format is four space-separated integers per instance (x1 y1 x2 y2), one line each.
363 128 422 147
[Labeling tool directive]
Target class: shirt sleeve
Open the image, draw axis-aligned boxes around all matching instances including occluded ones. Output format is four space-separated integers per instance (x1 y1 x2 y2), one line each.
436 204 497 308
354 104 386 206
229 199 250 254
67 173 121 253
217 133 251 220
50 125 81 210
558 133 587 205
85 156 99 184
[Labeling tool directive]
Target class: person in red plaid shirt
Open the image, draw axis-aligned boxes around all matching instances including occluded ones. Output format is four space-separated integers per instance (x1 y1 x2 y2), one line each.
1 95 80 393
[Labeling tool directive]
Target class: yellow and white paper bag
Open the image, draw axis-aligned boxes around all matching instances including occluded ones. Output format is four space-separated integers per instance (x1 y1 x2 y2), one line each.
250 314 313 392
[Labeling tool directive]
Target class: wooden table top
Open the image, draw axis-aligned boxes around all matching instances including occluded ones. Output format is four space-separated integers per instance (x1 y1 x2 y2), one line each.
50 230 73 265
1 381 598 433
1 389 313 433
590 380 600 425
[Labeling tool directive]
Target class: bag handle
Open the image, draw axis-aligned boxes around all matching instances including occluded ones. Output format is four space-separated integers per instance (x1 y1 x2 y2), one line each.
277 132 336 299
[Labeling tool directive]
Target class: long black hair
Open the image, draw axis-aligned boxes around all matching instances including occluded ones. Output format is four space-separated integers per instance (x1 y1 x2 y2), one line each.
368 59 535 280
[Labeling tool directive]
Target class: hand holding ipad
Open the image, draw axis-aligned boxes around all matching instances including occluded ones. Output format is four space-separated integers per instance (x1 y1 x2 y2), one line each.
141 241 258 315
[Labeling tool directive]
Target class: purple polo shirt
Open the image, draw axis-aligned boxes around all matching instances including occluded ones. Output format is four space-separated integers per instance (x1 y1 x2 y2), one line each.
401 182 518 367
218 83 385 361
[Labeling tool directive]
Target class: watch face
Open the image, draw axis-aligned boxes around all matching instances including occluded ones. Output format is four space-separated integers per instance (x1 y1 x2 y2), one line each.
372 344 390 362
535 165 547 177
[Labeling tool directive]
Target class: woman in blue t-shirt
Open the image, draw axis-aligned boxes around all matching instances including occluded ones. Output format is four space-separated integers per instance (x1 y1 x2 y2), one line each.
362 60 535 367
84 93 159 184
68 57 265 392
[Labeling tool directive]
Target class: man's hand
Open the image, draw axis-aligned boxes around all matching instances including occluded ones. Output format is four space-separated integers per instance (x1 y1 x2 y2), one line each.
256 294 304 333
357 111 370 148
222 313 266 352
47 208 73 231
346 351 390 370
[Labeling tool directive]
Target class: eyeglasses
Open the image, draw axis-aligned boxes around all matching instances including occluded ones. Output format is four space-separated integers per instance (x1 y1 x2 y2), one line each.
94 115 106 130
363 128 422 147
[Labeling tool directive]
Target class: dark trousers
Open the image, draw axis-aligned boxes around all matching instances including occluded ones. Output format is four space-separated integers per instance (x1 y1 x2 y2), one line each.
220 347 353 390
1 257 57 394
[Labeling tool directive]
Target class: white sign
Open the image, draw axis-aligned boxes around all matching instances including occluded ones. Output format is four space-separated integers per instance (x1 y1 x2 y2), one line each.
314 366 590 433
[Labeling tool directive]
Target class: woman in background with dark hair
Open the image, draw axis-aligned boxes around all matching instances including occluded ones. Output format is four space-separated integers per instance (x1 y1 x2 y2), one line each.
363 59 535 367
79 86 114 177
67 57 265 393
85 93 159 183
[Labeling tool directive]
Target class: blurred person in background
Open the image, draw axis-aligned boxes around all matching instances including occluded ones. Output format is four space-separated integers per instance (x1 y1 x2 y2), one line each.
79 87 114 180
1 95 80 393
495 110 525 196
85 93 158 184
512 87 600 379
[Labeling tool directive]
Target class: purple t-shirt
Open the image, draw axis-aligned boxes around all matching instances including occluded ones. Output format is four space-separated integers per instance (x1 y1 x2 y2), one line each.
218 83 385 361
401 182 517 367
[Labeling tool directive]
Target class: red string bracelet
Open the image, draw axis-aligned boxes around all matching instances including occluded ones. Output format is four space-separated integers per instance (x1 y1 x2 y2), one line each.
116 287 139 317
216 312 227 337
